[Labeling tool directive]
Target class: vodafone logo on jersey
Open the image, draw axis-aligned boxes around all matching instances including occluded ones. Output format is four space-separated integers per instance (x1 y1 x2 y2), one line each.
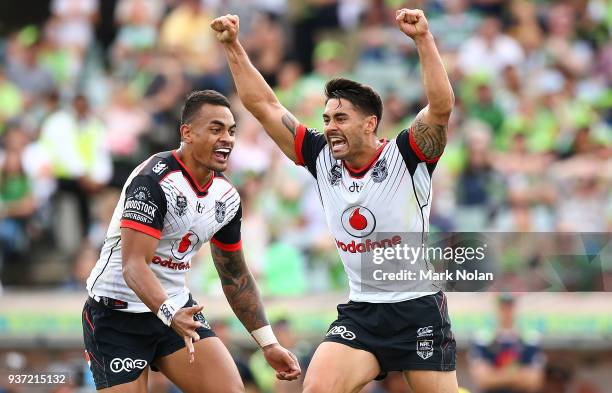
171 230 200 260
341 206 376 238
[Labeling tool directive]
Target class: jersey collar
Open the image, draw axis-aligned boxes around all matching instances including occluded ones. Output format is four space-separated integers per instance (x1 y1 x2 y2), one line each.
171 150 214 196
343 140 388 179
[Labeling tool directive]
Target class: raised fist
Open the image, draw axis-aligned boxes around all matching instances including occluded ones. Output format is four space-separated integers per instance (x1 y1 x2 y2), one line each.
395 9 429 40
210 14 240 44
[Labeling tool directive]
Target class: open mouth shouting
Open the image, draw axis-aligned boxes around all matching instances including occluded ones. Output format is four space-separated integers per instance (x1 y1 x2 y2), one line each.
213 147 232 163
328 135 348 155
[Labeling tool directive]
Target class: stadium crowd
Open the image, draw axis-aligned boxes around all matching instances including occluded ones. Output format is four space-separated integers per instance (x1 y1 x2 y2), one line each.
1 0 609 292
0 0 610 392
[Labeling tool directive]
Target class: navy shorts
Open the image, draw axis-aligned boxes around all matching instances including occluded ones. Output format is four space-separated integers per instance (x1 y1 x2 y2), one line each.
322 291 456 379
82 295 215 390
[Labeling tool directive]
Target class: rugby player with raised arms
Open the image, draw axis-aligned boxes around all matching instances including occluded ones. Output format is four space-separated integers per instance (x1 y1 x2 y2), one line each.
213 8 458 393
82 90 300 392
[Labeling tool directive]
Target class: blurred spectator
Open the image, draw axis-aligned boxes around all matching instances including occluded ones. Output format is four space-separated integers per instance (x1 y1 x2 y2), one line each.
506 0 543 55
159 0 229 93
458 16 524 78
466 80 505 135
112 0 164 62
39 94 111 251
48 0 99 55
242 12 286 88
103 83 151 187
455 123 501 230
5 38 56 101
136 52 188 152
469 294 545 393
0 69 23 134
429 0 481 52
0 0 608 291
544 3 594 78
0 125 36 269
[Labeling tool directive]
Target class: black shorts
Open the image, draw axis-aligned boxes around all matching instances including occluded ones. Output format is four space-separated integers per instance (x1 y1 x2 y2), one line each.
82 295 215 390
322 291 456 379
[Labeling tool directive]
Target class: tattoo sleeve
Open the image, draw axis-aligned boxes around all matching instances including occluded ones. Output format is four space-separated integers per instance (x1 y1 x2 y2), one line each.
411 111 447 160
281 112 299 137
211 244 269 331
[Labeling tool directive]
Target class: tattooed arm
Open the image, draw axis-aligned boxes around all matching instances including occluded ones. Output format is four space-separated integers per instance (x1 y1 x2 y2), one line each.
396 9 454 160
211 242 302 380
210 243 269 331
211 15 300 161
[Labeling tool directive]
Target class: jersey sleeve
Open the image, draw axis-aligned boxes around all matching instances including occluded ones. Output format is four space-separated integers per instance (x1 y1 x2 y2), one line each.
120 175 167 239
211 204 242 252
294 124 327 178
396 128 440 176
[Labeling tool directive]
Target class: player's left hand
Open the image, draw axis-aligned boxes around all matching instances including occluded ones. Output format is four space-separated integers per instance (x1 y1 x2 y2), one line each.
395 8 430 40
262 343 301 381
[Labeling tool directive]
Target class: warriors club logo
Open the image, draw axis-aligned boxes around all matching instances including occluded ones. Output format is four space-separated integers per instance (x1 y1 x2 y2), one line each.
171 230 200 260
372 158 388 183
215 200 226 223
328 164 342 186
175 194 188 216
341 206 376 237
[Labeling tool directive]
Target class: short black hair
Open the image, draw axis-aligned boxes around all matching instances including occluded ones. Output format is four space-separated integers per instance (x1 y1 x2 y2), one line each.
181 90 231 124
324 78 383 132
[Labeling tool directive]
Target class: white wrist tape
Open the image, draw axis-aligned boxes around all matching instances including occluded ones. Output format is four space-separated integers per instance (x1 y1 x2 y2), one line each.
251 325 278 348
157 299 178 327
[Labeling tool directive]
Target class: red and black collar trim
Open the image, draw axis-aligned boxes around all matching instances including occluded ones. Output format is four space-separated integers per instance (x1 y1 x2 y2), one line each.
171 150 214 196
343 140 387 178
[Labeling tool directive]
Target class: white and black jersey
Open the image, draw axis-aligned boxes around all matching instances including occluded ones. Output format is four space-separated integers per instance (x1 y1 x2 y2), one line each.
86 151 241 313
294 125 439 303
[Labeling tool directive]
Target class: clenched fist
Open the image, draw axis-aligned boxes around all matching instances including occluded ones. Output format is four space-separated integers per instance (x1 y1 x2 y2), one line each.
395 8 430 40
210 14 240 44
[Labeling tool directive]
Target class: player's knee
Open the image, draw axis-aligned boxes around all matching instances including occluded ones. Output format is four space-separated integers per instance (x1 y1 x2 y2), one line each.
217 378 244 393
184 379 244 393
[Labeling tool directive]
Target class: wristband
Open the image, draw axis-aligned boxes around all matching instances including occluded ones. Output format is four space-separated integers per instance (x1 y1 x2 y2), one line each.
157 299 177 327
251 325 278 348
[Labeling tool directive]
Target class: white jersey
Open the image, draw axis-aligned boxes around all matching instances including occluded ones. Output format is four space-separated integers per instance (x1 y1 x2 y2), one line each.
86 151 242 312
294 125 438 303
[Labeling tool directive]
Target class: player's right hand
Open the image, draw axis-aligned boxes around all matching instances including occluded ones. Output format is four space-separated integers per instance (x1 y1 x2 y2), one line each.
171 305 204 362
211 14 239 44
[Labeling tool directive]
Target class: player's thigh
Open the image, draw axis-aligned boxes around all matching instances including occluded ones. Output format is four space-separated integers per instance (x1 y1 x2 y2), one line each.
403 370 458 393
303 342 381 393
98 368 148 393
154 336 244 393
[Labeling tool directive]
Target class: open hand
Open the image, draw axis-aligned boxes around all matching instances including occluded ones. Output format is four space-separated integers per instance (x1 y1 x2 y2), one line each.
171 304 204 363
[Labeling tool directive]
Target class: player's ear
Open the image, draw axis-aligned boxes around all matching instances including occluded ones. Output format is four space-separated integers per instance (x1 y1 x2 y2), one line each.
180 124 193 144
365 115 378 135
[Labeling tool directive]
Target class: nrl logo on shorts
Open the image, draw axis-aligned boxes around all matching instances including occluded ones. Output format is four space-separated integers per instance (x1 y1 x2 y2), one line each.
417 339 434 360
328 164 342 186
372 158 388 183
175 195 188 216
215 200 226 223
